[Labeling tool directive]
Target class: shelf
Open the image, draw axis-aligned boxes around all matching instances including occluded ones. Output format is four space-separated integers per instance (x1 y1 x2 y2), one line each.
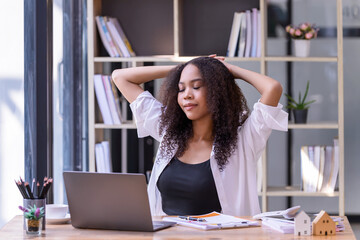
95 122 137 129
88 0 345 215
265 56 337 62
94 56 338 63
288 122 338 129
94 56 192 63
94 56 263 63
264 186 339 197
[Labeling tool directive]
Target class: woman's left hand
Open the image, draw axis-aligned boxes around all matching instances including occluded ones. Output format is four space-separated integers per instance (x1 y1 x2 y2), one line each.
208 54 233 73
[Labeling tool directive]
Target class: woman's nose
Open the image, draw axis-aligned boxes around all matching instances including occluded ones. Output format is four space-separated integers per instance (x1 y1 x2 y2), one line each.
184 88 193 99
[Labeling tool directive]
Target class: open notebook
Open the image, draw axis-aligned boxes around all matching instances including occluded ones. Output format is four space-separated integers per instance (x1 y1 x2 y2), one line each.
163 211 259 230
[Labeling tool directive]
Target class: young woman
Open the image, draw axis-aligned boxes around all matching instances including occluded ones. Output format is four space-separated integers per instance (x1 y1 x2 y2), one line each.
112 56 288 217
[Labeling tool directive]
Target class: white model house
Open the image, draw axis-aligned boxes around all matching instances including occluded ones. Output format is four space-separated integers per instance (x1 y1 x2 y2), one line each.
294 210 311 236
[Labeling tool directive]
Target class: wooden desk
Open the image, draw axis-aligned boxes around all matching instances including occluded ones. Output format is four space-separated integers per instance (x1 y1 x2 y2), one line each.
0 216 356 239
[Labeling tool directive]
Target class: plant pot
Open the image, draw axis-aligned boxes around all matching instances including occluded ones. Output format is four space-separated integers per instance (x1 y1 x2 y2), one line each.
293 109 308 124
25 218 42 235
293 39 310 57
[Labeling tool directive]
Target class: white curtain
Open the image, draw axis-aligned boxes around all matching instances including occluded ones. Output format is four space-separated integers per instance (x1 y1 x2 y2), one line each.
0 0 25 228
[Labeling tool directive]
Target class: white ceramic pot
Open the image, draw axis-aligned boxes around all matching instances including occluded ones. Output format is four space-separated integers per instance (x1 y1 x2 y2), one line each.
293 39 310 57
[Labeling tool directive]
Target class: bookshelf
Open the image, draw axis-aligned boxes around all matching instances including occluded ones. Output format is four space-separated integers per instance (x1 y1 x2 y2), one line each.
87 0 345 215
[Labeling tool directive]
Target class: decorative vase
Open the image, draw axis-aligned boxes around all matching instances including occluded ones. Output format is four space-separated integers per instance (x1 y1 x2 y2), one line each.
23 198 46 230
25 218 42 235
293 109 308 124
293 39 310 57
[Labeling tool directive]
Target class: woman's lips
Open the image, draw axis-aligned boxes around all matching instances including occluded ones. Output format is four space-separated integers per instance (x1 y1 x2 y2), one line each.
184 104 196 111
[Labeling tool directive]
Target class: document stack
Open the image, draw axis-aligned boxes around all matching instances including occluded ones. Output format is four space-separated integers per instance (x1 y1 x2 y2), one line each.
260 212 345 234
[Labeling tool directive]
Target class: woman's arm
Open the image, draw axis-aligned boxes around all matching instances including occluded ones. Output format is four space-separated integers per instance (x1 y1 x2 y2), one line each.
111 66 174 103
229 64 282 106
213 55 282 106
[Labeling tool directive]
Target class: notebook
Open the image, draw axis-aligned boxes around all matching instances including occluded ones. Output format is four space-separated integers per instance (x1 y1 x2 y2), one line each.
63 171 175 232
163 211 259 230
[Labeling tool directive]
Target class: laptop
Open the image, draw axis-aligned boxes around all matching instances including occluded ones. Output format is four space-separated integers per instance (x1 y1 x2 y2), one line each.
63 171 175 232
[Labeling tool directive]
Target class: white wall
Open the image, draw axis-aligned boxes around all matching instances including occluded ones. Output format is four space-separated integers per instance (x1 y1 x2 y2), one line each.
0 1 25 228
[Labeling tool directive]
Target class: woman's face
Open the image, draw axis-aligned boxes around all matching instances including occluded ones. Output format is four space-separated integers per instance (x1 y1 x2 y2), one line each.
177 64 211 121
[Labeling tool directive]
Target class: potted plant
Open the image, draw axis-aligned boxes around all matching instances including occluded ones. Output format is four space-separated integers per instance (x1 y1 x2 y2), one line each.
19 204 45 235
285 23 319 57
284 81 316 124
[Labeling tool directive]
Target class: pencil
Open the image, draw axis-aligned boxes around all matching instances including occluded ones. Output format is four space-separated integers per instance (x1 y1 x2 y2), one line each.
25 182 34 199
31 178 36 197
41 178 53 198
15 180 27 199
37 181 40 198
19 181 30 199
39 183 44 199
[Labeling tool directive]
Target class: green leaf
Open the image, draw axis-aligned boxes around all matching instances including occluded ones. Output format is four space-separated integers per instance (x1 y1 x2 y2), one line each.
302 81 310 104
284 80 316 110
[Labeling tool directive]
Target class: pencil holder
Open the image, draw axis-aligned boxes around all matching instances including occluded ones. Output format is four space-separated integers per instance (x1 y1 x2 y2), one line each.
23 198 46 231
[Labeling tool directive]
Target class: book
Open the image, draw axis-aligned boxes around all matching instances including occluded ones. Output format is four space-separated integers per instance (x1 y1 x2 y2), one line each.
307 145 315 192
301 142 339 193
250 8 258 57
105 19 125 57
261 217 294 234
321 145 334 192
312 145 321 192
328 138 339 192
110 17 136 57
95 143 105 172
226 12 242 57
316 146 326 192
163 212 259 230
94 74 113 124
300 146 309 192
110 78 123 122
95 16 115 57
256 10 261 57
95 141 112 173
107 18 130 57
101 141 112 172
96 16 119 57
244 10 252 57
102 75 121 124
237 12 247 57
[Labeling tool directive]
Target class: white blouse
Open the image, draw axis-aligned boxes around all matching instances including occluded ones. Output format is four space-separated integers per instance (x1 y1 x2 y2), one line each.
130 91 288 216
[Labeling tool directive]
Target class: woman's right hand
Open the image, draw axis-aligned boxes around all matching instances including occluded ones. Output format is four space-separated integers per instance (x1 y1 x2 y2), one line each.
208 54 235 76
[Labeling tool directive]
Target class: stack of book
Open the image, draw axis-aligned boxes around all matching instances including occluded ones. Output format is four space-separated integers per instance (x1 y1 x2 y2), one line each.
95 16 136 57
226 8 261 58
300 138 339 193
261 216 294 234
94 74 122 125
95 141 112 173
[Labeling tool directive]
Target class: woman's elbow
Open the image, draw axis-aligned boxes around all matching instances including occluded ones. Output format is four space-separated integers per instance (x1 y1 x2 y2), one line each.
266 81 283 105
272 81 283 97
111 69 122 84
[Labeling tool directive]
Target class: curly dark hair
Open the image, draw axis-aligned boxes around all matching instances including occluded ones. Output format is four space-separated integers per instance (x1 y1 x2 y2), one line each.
158 57 249 170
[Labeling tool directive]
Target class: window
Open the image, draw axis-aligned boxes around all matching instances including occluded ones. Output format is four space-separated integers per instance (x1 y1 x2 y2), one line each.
52 0 87 204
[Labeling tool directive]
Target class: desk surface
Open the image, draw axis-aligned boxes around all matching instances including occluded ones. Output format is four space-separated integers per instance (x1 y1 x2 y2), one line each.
0 215 356 239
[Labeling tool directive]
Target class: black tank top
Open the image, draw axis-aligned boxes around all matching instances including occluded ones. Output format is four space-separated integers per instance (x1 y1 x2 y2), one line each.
157 157 222 215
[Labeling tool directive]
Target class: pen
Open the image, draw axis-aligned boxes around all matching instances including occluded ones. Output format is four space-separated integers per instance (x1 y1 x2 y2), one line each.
179 216 206 222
